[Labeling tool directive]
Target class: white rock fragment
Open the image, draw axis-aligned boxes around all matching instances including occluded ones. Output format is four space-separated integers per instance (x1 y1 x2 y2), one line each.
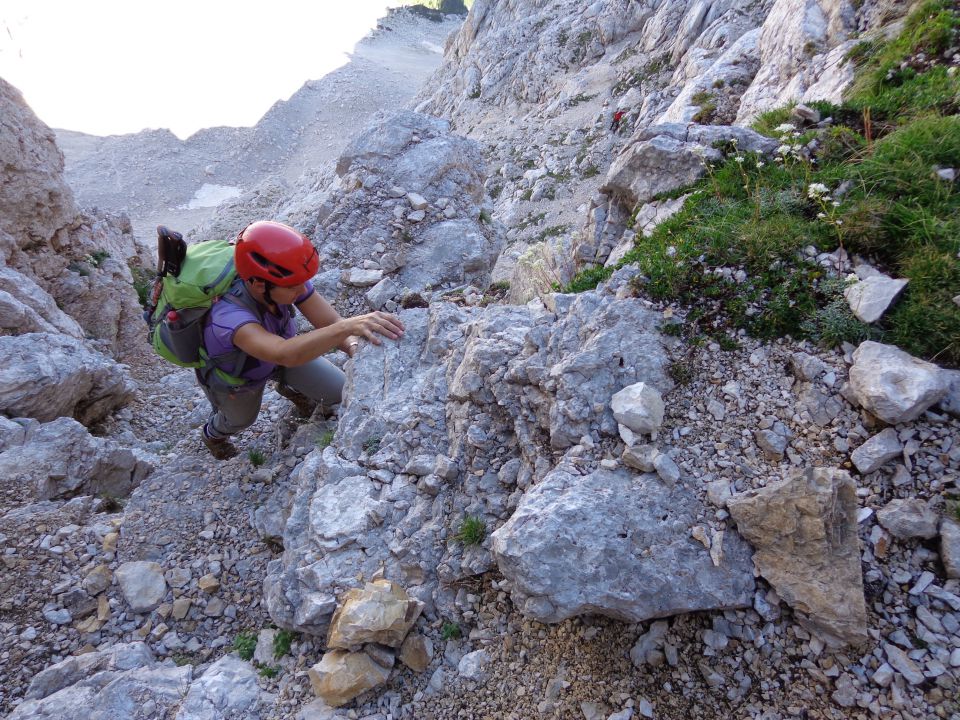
341 268 383 287
884 644 925 685
406 192 428 210
611 382 664 434
457 649 491 682
877 499 939 539
848 342 948 424
115 561 167 614
941 517 960 578
850 428 903 474
843 274 908 323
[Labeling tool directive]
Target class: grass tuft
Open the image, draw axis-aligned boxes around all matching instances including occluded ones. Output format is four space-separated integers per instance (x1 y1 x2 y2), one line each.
233 632 257 661
273 629 296 659
454 515 486 545
441 621 461 640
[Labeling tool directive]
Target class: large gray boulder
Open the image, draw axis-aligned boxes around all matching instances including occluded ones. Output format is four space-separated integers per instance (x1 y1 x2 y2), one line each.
0 417 153 500
727 467 868 647
491 465 755 623
0 266 84 338
0 333 135 425
10 643 267 720
307 111 502 315
265 278 676 635
23 643 155 702
848 341 948 425
176 655 265 720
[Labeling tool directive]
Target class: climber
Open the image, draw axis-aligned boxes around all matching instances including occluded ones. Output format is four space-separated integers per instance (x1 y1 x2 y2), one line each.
198 220 405 460
611 109 628 132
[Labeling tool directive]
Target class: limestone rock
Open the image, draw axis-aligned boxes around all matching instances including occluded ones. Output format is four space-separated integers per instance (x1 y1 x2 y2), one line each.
491 466 754 623
11 643 191 720
611 382 665 435
0 417 153 501
177 654 264 719
399 633 433 673
941 517 960 579
115 561 168 614
327 579 423 649
24 642 155 701
844 274 908 323
457 649 491 682
365 277 400 309
0 78 76 252
308 650 391 708
0 266 84 338
877 499 939 540
602 135 713 207
850 428 902 474
940 369 960 418
848 341 947 424
341 268 383 287
727 467 868 647
0 333 135 426
82 565 113 596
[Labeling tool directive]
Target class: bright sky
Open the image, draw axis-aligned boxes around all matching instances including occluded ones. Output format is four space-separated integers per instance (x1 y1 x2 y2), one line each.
0 1 403 139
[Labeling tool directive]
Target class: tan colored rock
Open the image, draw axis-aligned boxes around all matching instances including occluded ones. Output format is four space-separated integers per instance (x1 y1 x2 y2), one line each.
327 579 423 650
97 595 110 622
81 565 112 595
399 633 433 673
102 532 119 552
727 467 868 647
198 574 221 594
308 649 391 707
171 598 192 620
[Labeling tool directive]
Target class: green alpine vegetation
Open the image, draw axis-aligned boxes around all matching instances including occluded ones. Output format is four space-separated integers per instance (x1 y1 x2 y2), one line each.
566 0 960 366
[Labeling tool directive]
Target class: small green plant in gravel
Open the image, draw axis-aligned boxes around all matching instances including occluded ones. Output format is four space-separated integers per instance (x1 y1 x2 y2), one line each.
247 448 266 467
454 515 486 545
89 250 110 267
316 430 335 449
259 666 281 678
273 629 297 659
130 266 154 307
363 435 382 454
233 632 257 661
441 621 461 640
691 91 717 124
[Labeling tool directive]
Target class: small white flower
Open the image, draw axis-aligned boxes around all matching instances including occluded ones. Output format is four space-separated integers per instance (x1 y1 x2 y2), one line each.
774 123 796 133
835 219 843 226
817 212 827 219
807 183 830 198
734 156 745 163
756 161 765 168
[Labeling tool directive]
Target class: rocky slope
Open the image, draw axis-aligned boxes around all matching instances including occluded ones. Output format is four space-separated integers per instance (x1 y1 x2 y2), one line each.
2 1 960 720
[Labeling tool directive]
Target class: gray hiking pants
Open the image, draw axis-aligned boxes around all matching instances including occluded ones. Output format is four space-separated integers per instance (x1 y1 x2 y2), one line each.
200 357 345 439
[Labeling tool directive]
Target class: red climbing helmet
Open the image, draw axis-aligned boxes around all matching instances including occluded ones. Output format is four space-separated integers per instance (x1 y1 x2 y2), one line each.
234 221 319 287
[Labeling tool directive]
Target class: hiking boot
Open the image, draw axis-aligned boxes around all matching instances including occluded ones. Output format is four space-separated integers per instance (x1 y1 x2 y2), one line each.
202 426 238 460
276 383 318 418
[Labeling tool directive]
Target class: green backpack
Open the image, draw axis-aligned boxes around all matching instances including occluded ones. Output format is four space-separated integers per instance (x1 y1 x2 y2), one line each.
146 228 243 368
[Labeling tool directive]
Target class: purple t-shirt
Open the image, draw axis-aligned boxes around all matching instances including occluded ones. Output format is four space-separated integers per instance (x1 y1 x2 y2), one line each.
203 280 314 385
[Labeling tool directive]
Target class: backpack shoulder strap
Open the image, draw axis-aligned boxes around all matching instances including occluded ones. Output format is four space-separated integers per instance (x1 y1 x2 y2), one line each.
197 278 265 388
